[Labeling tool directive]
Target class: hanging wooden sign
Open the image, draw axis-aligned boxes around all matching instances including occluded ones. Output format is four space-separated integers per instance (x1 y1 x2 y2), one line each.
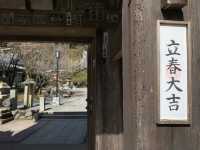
157 20 192 124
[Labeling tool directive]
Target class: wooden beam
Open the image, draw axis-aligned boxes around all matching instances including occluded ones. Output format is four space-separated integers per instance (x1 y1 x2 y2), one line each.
0 25 96 40
112 49 122 61
25 0 32 10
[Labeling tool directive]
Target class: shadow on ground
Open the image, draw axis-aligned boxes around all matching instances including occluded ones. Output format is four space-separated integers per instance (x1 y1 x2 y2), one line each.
0 112 88 146
0 120 46 143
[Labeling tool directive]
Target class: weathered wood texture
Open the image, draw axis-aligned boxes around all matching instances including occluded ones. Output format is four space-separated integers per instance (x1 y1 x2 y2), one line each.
0 26 96 40
111 23 122 59
30 0 53 10
0 0 122 11
95 26 123 150
95 32 104 150
122 0 200 149
100 58 123 150
0 0 26 9
137 0 172 149
122 0 137 150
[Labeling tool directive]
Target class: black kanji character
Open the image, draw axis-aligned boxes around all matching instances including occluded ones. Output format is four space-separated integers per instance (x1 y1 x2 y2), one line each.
166 77 183 92
166 94 180 111
166 40 181 56
166 94 180 104
167 40 180 46
167 57 182 74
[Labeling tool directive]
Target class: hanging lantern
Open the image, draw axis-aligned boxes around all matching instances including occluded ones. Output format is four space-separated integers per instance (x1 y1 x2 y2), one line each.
161 0 187 9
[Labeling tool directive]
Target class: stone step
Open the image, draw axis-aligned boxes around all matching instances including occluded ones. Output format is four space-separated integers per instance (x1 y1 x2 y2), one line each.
0 116 14 124
40 114 87 119
0 107 11 114
0 113 13 120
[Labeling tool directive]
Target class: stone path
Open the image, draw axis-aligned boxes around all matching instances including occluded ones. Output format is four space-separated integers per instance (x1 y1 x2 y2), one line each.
0 118 87 145
21 118 87 144
45 88 87 113
16 88 87 113
0 120 46 143
0 87 88 148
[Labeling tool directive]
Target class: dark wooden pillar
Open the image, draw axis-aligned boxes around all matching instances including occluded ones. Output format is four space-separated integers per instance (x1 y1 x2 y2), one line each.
25 0 31 10
95 30 104 150
122 0 175 149
122 0 138 149
95 26 123 150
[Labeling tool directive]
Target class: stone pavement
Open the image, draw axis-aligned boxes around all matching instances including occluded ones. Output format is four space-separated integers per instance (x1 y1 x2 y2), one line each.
21 118 87 144
0 118 87 144
45 88 87 113
16 88 88 113
0 120 46 143
0 87 88 148
3 144 88 150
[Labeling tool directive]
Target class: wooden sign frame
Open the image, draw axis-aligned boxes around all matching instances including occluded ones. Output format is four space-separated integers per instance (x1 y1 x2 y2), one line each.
157 20 192 125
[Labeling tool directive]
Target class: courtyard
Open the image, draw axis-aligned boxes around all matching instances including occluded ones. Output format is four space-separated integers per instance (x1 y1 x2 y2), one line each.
0 87 87 144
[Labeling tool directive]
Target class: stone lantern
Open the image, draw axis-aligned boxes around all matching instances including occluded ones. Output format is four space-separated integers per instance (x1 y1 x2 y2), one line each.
0 81 10 107
0 81 14 124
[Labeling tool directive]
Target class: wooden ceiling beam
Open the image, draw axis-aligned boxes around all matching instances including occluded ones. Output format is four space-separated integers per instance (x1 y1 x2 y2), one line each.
0 25 96 40
25 0 32 10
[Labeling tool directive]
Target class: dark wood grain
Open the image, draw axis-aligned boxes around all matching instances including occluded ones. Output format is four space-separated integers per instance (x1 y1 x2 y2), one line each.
122 0 137 150
121 0 200 149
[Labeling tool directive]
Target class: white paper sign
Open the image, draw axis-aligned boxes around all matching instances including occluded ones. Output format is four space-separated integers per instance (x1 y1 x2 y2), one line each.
158 21 191 123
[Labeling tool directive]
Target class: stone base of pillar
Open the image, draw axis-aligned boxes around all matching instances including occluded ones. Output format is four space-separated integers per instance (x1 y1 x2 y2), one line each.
10 89 17 110
28 94 33 107
24 85 29 107
52 97 60 106
40 97 45 112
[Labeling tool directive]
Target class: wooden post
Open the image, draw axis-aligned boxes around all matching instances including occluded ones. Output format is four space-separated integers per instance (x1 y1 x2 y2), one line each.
122 0 146 149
